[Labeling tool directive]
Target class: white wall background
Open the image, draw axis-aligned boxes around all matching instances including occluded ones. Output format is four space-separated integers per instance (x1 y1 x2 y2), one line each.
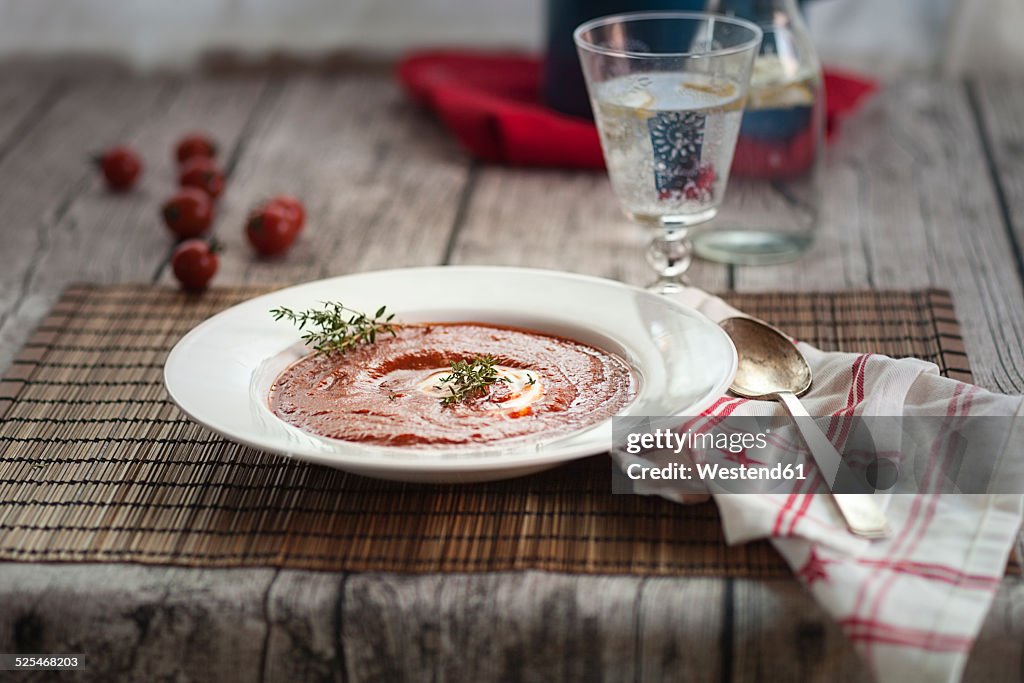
0 0 544 67
0 0 1019 76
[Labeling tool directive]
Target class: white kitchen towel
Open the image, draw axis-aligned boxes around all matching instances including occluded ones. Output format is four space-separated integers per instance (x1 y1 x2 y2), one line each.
612 287 1024 682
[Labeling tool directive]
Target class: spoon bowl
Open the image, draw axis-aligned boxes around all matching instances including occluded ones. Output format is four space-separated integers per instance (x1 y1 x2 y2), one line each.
720 317 811 399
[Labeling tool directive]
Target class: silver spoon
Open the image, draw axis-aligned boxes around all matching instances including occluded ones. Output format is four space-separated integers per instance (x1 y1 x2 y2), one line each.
720 316 891 539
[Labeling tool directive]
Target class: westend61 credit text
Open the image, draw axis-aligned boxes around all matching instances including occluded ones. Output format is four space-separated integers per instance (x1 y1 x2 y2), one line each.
624 461 809 482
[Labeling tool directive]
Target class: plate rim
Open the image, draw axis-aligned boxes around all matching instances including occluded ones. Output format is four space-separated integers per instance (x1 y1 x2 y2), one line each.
164 265 737 474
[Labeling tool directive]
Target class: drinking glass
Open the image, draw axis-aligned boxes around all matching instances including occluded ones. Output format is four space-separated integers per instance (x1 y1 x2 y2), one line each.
574 12 762 292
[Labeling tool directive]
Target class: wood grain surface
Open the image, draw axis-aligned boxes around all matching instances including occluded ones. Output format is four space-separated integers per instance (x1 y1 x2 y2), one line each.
0 565 1021 682
0 71 1022 682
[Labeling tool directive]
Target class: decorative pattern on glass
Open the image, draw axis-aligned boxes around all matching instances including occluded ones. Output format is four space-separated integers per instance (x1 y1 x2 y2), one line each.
648 111 708 199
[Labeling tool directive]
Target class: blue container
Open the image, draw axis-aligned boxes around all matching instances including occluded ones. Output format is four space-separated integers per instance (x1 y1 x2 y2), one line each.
543 0 808 119
543 0 706 119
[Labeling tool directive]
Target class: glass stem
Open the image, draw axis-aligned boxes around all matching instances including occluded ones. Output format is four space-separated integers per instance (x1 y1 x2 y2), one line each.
646 226 693 295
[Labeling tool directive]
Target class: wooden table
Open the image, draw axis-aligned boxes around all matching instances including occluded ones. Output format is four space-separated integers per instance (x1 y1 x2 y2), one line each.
0 67 1022 681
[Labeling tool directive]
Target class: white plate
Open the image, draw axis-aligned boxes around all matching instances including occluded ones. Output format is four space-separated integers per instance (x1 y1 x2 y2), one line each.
164 266 736 483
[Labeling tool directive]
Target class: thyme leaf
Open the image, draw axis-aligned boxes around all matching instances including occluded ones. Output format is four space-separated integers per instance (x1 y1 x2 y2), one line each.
271 301 396 355
436 355 509 406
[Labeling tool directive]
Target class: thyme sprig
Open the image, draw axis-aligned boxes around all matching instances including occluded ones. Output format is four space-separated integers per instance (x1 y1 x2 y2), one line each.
436 355 509 406
271 302 396 355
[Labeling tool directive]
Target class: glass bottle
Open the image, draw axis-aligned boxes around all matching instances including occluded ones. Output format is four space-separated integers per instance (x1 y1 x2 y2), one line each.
693 0 824 265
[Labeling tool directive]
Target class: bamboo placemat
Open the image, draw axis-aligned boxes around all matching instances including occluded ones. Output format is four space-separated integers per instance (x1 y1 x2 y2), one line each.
0 285 973 575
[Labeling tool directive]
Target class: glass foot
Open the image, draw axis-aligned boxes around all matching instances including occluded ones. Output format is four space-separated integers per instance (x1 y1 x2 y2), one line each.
645 277 689 295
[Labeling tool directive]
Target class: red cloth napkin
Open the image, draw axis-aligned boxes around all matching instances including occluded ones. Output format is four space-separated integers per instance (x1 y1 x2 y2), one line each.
398 50 877 170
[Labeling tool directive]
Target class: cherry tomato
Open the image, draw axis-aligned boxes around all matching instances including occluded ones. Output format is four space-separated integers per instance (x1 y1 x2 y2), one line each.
161 188 214 239
175 132 218 164
97 146 143 192
179 157 225 199
266 195 305 234
246 204 297 257
171 239 219 291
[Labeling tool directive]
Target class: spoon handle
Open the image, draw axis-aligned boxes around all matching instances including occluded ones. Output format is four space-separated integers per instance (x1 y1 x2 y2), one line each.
776 391 891 539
